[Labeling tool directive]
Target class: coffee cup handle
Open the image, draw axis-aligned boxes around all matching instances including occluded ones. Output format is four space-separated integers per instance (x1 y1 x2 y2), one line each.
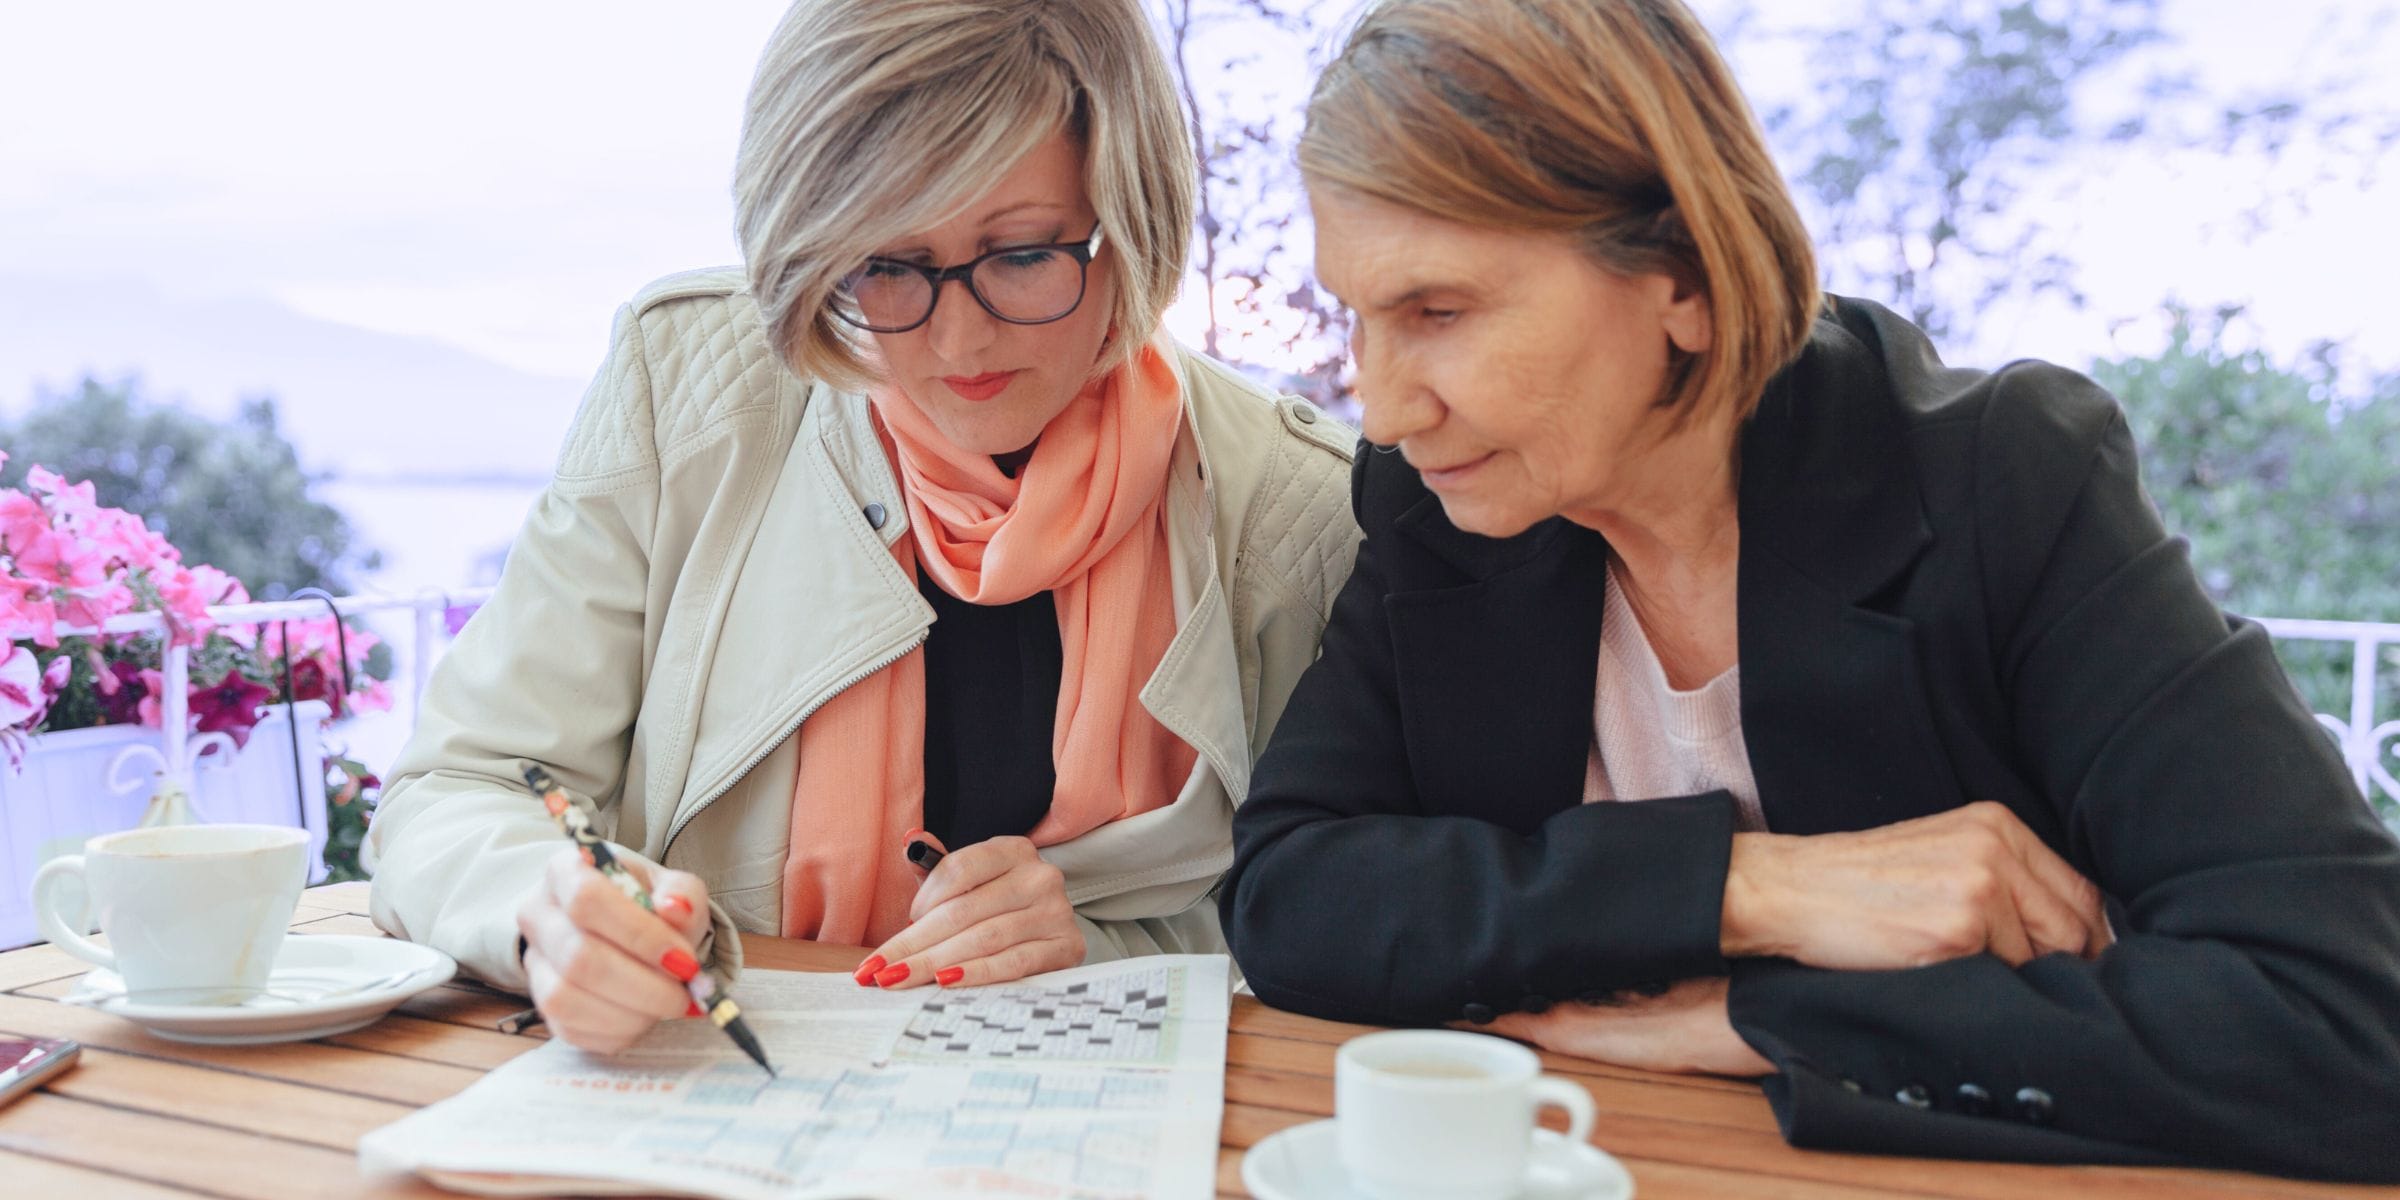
1531 1075 1597 1145
31 856 116 970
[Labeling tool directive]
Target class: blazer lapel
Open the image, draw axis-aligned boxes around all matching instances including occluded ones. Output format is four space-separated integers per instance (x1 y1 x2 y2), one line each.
1385 495 1609 835
1737 312 1962 834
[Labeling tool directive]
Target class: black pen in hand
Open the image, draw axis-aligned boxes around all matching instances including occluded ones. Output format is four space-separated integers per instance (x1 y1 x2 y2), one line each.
519 764 775 1076
905 838 946 871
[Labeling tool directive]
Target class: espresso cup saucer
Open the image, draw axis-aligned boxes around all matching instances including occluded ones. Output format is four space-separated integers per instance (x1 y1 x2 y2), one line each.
63 934 456 1046
1242 1118 1634 1200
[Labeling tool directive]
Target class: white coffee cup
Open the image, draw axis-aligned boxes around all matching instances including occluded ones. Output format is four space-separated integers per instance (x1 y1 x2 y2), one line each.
1335 1029 1598 1200
32 823 310 1004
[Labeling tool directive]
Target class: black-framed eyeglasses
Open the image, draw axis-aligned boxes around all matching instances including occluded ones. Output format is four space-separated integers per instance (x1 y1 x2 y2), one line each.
832 225 1106 334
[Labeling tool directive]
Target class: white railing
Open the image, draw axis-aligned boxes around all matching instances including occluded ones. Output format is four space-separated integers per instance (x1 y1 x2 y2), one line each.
2257 618 2400 814
50 588 494 781
45 594 2398 821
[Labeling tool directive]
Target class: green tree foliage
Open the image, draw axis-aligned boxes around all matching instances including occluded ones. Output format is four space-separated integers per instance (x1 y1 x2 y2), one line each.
0 376 379 599
2099 312 2400 625
1753 0 2397 347
2094 309 2400 814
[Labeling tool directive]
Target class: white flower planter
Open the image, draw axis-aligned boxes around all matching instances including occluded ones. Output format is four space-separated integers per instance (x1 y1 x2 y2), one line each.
0 701 332 951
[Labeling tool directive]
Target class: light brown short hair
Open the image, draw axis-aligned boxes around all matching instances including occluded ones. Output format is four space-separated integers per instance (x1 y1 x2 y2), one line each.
736 0 1195 389
1301 0 1819 425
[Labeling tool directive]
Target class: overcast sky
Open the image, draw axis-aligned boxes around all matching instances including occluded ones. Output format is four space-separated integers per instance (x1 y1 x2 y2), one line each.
3 0 2395 391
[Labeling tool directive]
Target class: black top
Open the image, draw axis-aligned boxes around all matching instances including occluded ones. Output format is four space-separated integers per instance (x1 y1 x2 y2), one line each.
1220 295 2400 1180
917 569 1060 847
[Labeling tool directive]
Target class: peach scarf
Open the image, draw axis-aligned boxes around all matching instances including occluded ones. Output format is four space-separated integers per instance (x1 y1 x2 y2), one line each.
779 340 1198 945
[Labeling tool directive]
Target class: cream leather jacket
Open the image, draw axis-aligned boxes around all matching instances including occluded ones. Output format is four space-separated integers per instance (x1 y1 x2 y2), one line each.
364 269 1359 990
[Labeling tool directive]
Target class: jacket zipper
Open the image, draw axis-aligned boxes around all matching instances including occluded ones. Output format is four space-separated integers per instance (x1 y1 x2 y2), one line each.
660 626 928 858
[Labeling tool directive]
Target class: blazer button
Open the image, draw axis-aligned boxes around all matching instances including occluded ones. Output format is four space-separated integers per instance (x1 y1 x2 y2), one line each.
863 502 888 530
1519 995 1552 1014
1955 1083 1995 1116
1288 399 1319 424
1895 1083 1934 1110
1461 1002 1498 1025
2013 1087 2057 1125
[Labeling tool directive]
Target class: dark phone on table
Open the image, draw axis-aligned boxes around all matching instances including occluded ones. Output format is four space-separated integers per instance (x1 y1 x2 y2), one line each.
0 1036 80 1108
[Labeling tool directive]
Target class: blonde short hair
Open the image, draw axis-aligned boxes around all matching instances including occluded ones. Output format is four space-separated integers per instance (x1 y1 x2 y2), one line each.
1301 0 1820 426
737 0 1195 388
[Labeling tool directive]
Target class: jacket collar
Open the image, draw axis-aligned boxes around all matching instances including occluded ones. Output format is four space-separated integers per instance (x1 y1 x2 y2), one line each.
1738 304 1934 603
679 348 1252 825
1390 306 1934 601
1377 301 1954 837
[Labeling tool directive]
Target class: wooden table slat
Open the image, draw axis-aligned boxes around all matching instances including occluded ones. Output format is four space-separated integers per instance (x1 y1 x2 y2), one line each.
34 1044 418 1151
0 1146 215 1200
2 883 2390 1199
0 994 485 1108
0 1092 444 1200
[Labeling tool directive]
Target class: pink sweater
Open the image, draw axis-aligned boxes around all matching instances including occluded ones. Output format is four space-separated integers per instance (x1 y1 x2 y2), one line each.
1581 570 1766 831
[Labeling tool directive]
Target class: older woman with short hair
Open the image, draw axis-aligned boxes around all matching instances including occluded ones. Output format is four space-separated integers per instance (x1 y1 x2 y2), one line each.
1221 0 2400 1179
367 0 1357 1055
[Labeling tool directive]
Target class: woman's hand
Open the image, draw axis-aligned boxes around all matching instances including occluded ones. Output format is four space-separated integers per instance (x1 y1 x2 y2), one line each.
857 835 1085 989
1721 800 2113 970
516 847 713 1054
1471 978 1773 1077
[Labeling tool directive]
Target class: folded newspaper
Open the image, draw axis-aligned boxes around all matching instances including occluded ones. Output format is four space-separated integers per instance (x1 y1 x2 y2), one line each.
360 954 1231 1200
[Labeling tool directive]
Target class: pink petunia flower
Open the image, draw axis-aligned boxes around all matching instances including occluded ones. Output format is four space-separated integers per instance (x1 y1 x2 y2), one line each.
0 644 43 730
135 668 166 729
10 528 110 594
0 489 47 557
0 588 60 649
189 668 273 749
92 659 148 726
24 467 98 521
153 563 221 646
84 507 178 577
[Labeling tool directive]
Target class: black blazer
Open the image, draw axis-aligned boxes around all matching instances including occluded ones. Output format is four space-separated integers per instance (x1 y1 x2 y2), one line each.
1220 297 2400 1180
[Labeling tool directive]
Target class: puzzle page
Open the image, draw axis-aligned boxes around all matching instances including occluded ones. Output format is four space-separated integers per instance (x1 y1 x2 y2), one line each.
358 955 1231 1200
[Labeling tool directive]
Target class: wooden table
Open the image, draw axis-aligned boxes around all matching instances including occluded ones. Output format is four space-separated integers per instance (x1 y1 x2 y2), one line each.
0 883 2391 1199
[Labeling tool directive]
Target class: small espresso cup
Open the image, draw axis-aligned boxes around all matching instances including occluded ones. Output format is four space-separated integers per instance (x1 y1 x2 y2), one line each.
32 823 310 1004
1336 1029 1598 1200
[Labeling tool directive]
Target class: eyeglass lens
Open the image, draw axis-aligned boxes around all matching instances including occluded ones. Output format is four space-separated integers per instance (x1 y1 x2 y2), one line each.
840 245 1088 331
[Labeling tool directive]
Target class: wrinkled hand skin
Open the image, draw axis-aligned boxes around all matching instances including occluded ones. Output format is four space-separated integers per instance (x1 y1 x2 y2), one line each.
1468 977 1774 1077
1722 801 2113 970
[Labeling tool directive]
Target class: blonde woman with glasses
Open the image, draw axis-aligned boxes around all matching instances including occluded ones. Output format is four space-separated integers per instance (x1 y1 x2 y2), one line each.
365 0 1357 1056
1221 0 2400 1180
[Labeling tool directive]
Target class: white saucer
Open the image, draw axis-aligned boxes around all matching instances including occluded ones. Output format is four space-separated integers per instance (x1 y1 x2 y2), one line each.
1242 1119 1634 1200
63 934 457 1045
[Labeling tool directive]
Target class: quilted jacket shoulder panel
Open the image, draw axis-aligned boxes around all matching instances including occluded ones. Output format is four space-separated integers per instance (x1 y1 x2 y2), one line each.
628 270 794 460
1180 352 1359 613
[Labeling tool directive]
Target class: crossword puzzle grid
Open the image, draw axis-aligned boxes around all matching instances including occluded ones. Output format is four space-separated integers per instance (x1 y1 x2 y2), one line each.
892 965 1180 1064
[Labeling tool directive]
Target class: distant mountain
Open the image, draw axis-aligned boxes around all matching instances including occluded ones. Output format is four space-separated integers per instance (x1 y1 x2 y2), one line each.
0 276 584 482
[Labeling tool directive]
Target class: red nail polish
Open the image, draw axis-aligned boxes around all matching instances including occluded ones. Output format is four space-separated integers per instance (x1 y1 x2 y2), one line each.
661 948 700 983
874 962 911 987
686 1000 704 1019
659 895 693 920
936 966 965 987
853 954 887 986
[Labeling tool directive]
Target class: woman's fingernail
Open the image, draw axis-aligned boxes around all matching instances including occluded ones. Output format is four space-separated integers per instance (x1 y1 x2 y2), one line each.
852 954 887 986
874 962 911 988
659 895 693 920
686 1000 704 1019
936 966 966 987
661 948 700 983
